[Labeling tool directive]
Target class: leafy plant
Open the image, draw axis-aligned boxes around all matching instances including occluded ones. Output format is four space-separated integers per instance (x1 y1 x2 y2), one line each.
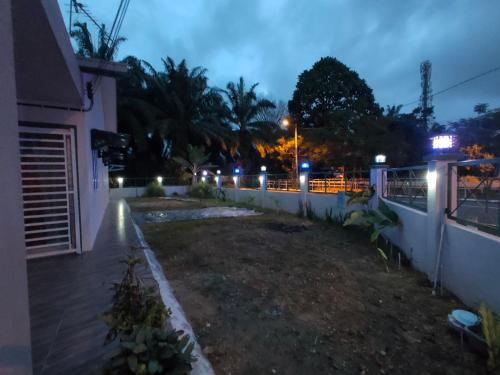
479 303 500 371
144 182 166 198
172 145 213 185
246 194 256 206
103 253 169 343
325 208 346 226
343 189 399 271
298 199 316 220
214 188 226 201
188 183 213 199
106 326 195 375
104 253 196 374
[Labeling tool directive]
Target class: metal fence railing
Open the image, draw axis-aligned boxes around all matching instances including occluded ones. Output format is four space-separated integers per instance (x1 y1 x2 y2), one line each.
383 165 428 212
109 176 186 189
221 175 235 188
308 171 370 194
266 174 299 192
239 175 260 190
447 158 500 236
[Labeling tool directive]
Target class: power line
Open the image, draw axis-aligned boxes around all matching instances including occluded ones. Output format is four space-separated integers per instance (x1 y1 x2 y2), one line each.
402 64 500 107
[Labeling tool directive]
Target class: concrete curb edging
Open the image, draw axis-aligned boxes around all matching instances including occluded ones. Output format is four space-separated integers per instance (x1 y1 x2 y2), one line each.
131 221 215 375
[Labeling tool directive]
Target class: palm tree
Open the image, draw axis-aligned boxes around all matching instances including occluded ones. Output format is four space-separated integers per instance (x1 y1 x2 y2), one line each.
172 144 212 185
223 77 277 169
141 57 232 158
70 22 126 61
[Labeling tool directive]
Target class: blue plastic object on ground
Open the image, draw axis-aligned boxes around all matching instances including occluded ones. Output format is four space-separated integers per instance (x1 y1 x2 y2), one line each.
451 309 480 327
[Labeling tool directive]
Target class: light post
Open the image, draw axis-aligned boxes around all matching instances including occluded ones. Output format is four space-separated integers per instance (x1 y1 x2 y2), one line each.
282 118 299 182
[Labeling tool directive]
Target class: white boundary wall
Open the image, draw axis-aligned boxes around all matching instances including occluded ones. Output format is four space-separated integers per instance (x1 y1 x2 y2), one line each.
375 158 500 313
110 186 189 199
223 163 500 314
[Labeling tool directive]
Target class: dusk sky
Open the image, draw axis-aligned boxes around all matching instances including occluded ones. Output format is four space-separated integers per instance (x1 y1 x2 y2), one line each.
59 0 500 123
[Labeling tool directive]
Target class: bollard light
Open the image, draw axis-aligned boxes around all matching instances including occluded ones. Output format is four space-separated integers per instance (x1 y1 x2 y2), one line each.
260 165 267 172
299 174 306 184
156 176 163 185
201 176 206 183
374 154 386 164
117 177 124 184
259 175 264 185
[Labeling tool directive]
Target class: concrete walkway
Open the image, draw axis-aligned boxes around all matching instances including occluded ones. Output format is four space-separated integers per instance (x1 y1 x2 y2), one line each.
28 199 151 375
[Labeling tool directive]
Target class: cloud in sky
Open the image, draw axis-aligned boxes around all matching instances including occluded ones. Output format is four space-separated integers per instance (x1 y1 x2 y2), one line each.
59 0 500 122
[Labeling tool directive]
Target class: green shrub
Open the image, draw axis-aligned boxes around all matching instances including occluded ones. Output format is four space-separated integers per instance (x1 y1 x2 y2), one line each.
103 254 169 343
104 252 196 374
106 326 195 375
479 303 500 371
188 183 213 199
143 182 165 198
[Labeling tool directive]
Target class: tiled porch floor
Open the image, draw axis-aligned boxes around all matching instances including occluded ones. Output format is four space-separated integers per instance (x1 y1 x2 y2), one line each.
27 199 150 375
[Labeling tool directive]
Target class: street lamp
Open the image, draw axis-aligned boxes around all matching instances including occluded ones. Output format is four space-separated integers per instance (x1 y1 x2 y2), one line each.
282 117 299 181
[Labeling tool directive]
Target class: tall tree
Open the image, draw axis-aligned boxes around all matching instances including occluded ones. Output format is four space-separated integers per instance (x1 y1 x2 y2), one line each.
143 58 232 157
223 77 277 171
288 57 382 168
70 22 126 60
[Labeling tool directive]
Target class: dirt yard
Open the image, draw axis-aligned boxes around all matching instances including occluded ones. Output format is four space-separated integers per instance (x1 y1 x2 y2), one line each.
128 198 488 374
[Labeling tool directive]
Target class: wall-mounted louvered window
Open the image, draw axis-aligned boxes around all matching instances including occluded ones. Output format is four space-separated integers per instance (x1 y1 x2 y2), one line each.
19 127 80 258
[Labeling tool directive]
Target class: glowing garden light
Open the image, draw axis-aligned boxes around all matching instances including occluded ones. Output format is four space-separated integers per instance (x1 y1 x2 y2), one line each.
374 154 387 164
156 176 163 185
216 170 221 175
117 177 124 187
202 170 208 176
260 165 267 172
426 170 437 186
300 161 310 170
234 167 241 175
259 175 264 185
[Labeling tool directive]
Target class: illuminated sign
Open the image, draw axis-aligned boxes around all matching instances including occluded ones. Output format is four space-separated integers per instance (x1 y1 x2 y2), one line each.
432 135 456 150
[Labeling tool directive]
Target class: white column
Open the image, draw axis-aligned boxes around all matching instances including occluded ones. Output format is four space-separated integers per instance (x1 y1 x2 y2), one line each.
370 164 388 208
215 175 222 189
425 154 461 278
233 175 240 189
299 171 309 216
259 172 267 192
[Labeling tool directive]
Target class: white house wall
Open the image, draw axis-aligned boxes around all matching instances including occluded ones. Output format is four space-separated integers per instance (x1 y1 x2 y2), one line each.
0 0 33 372
17 72 116 253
